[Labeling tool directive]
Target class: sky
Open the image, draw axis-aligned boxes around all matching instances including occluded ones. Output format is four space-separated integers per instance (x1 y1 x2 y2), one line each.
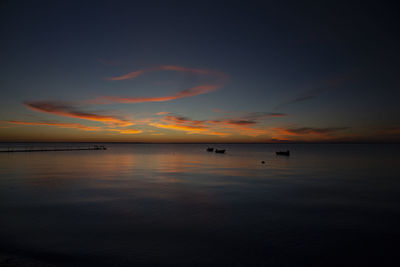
1 0 399 142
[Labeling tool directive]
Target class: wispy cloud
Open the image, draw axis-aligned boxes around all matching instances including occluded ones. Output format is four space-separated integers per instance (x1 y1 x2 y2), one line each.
274 72 357 110
7 120 142 134
6 120 103 131
375 126 400 135
24 101 133 127
209 119 256 126
272 127 348 139
208 120 269 137
156 111 170 115
151 114 269 137
149 115 230 136
149 123 207 133
95 65 229 104
107 65 217 80
149 123 230 137
163 115 204 126
107 69 146 80
243 112 287 120
101 84 222 103
109 129 142 134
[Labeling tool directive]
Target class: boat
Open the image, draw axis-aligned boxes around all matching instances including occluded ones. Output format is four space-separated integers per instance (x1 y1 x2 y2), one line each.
276 150 290 156
215 149 226 153
206 147 214 152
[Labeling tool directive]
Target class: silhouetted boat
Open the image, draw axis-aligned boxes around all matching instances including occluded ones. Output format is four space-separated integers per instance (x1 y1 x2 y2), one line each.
276 150 290 156
206 147 214 152
215 149 226 153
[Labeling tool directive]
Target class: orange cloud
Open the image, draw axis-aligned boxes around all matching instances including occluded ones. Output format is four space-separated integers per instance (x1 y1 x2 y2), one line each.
98 65 229 104
109 129 142 134
149 123 207 132
101 84 222 104
272 127 348 140
156 111 170 115
163 115 204 126
231 127 269 137
273 127 347 136
107 69 146 80
7 120 103 131
24 101 133 126
7 120 143 135
207 131 231 137
149 114 270 137
207 119 269 136
149 122 229 137
107 65 218 81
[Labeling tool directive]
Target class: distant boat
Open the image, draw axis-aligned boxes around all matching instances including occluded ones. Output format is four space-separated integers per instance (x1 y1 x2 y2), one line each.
215 149 226 154
276 150 290 156
206 147 214 152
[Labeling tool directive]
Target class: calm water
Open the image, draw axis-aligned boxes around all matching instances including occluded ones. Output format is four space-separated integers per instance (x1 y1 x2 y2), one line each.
0 143 400 266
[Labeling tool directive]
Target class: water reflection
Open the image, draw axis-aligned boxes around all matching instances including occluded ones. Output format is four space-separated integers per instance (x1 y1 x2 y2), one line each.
0 144 400 266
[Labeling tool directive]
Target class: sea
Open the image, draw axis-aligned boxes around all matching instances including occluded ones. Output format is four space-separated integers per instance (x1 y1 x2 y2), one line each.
0 143 399 266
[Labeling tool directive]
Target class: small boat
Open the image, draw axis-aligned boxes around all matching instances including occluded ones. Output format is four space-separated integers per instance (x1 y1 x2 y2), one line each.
215 149 226 154
206 147 214 152
276 150 290 156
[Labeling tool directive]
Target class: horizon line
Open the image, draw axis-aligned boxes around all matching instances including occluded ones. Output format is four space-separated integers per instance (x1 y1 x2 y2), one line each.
0 141 399 144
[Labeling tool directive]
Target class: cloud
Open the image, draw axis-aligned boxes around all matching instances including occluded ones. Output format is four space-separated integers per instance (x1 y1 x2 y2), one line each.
24 101 133 127
274 88 326 110
151 114 268 137
100 84 223 104
149 115 231 137
206 131 231 137
244 112 287 120
149 123 207 133
6 120 103 131
162 115 204 126
7 120 142 134
272 127 348 138
225 120 257 125
97 65 229 104
107 65 217 80
109 129 142 134
107 69 146 80
375 126 400 135
156 111 170 115
274 72 357 110
210 121 268 136
204 112 286 136
149 123 230 137
384 127 400 135
209 119 256 126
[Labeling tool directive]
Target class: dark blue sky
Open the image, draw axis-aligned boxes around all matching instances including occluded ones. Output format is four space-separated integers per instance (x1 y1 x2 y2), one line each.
1 0 399 142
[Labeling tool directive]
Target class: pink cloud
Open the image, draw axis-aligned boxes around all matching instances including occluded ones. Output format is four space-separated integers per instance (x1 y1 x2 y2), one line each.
7 120 103 131
24 101 133 127
98 65 229 104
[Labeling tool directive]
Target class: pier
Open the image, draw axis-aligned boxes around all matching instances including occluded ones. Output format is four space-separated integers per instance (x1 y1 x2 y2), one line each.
0 145 107 153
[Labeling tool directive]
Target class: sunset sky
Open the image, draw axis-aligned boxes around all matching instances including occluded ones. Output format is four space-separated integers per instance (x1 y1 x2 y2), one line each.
1 1 399 142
